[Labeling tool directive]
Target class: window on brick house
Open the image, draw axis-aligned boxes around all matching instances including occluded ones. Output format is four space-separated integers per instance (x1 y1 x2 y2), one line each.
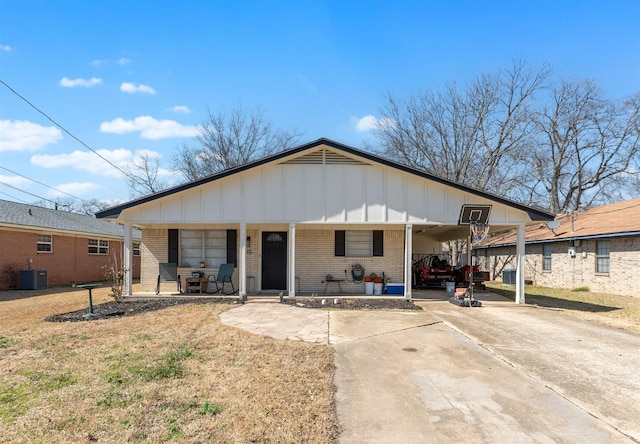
335 230 383 257
88 239 109 255
542 244 552 271
133 243 141 256
37 234 52 253
180 229 228 268
596 240 610 273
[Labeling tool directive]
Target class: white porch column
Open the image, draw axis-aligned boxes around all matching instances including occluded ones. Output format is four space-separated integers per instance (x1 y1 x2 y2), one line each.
239 223 247 300
515 223 526 304
288 223 296 298
123 222 132 297
404 224 413 300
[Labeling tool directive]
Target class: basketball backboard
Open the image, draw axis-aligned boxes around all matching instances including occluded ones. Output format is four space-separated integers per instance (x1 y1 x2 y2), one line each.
458 204 492 225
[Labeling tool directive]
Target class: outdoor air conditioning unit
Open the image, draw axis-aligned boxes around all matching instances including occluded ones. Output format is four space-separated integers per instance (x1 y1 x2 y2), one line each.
20 269 48 290
502 269 516 285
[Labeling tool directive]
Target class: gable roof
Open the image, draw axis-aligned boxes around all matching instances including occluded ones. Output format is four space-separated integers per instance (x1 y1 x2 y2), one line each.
0 199 141 239
96 138 554 221
478 198 640 247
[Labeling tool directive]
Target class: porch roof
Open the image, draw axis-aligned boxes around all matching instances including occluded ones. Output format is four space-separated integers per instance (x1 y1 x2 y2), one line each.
96 138 553 241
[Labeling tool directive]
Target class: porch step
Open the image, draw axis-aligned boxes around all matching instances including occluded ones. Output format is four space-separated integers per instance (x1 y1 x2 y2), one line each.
244 297 281 303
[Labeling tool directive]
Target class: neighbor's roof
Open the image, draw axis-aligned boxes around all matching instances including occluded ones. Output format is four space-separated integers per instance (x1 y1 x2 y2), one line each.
478 198 640 247
96 137 554 221
0 199 141 239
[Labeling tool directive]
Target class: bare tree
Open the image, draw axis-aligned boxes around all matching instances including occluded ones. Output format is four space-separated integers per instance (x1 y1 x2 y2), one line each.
531 81 640 213
373 60 550 199
172 105 302 182
124 151 168 198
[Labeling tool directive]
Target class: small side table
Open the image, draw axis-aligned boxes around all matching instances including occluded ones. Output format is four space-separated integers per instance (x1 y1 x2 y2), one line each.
322 278 344 294
77 283 101 318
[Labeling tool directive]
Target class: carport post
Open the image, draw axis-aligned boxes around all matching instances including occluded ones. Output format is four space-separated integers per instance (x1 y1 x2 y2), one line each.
515 223 526 304
404 224 413 300
288 223 296 298
239 223 247 301
123 222 132 297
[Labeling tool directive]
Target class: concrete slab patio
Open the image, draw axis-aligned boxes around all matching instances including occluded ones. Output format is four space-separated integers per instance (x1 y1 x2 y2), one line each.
219 293 639 443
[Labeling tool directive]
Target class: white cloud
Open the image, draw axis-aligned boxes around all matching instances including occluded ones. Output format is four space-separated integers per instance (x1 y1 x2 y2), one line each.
59 77 102 88
120 82 156 95
49 182 100 198
0 120 62 152
100 116 199 139
356 115 378 132
90 58 131 67
0 44 11 52
355 115 395 132
169 105 191 114
0 174 31 188
31 148 132 177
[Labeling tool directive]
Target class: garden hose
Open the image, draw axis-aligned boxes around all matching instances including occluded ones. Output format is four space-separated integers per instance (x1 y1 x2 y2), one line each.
351 263 365 283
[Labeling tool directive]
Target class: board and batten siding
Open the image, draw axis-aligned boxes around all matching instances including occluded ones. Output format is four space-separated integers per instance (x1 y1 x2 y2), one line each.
119 158 529 227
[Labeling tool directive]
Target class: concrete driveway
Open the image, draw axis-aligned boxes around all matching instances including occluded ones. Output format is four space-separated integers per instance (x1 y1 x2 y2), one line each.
220 295 640 443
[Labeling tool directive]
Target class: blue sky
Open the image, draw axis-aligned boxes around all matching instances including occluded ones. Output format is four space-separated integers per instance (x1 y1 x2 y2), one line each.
1 0 639 206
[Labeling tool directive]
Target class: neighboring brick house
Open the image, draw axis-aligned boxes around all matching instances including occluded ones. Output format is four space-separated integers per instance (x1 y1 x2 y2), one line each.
475 199 640 297
96 138 553 300
0 199 141 289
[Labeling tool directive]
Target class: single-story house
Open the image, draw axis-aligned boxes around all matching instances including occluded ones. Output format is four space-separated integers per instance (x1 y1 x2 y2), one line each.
474 198 640 297
96 138 554 302
0 199 141 289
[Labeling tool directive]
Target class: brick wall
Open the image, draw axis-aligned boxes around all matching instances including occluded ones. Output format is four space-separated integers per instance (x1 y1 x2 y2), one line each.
0 229 140 289
479 236 640 297
140 226 406 294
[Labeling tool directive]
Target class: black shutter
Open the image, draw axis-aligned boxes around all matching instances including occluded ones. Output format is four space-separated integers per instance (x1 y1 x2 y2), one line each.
168 229 178 263
373 230 384 256
227 230 237 266
335 230 345 256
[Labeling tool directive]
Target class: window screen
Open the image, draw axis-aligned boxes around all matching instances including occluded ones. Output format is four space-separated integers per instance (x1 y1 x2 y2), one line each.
88 239 109 255
37 234 52 253
542 244 552 271
596 240 610 273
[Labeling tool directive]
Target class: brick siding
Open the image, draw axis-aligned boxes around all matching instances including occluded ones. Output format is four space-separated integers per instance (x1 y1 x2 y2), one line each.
477 236 640 297
141 226 406 294
0 229 140 289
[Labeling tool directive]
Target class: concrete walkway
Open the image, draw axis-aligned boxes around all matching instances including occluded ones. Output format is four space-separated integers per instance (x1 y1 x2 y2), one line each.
219 296 639 443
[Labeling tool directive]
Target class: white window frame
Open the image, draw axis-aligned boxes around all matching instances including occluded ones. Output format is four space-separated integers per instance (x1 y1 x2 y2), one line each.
180 229 227 268
88 239 109 255
596 240 610 274
542 244 552 271
37 234 52 253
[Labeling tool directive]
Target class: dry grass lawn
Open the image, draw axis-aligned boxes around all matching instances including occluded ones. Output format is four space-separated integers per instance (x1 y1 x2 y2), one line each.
485 282 640 334
0 287 339 443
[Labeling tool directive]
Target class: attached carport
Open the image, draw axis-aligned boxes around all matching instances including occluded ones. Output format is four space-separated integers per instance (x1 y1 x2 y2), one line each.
97 138 553 302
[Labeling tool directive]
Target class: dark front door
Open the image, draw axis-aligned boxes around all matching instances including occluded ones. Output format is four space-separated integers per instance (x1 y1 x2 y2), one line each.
262 232 287 290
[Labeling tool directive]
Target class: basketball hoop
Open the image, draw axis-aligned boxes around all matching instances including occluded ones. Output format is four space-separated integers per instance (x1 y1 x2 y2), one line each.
471 222 490 244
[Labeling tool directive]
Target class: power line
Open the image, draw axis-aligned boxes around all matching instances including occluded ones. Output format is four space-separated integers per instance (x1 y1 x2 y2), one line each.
0 190 30 203
0 165 89 203
0 79 134 180
0 181 59 205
